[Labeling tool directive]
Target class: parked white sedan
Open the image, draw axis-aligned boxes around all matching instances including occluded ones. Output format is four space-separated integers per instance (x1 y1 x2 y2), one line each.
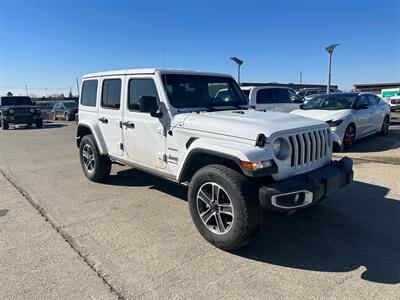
291 92 391 151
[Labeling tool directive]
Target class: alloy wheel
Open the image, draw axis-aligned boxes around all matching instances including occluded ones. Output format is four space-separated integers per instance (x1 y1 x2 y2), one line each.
196 182 234 235
344 126 355 148
82 144 95 174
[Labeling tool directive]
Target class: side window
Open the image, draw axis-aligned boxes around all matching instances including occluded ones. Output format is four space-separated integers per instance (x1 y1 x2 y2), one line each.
272 88 291 103
256 89 274 104
128 79 159 111
368 95 377 106
288 90 302 103
81 80 98 107
357 96 369 108
101 79 121 109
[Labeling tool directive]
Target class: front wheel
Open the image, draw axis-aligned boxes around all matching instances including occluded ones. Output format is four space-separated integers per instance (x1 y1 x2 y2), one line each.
1 119 9 130
79 134 111 182
35 119 43 128
188 164 263 251
379 115 390 135
343 125 356 149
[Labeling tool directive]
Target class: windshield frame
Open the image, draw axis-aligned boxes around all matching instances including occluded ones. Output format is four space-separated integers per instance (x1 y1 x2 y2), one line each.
161 73 249 111
302 93 358 110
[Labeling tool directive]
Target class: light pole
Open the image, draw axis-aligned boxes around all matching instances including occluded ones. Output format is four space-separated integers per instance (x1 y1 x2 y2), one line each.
230 56 243 85
325 43 340 93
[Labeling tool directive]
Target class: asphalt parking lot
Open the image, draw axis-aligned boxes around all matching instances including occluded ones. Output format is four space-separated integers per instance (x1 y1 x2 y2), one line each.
1 112 399 299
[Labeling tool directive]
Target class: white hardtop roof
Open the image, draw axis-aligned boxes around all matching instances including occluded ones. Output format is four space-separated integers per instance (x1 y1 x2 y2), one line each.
240 85 294 90
83 68 232 79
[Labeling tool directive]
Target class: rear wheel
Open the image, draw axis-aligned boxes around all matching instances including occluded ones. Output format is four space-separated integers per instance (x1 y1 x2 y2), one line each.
188 164 263 251
79 134 111 182
65 113 70 121
343 125 356 149
52 113 57 121
379 115 390 135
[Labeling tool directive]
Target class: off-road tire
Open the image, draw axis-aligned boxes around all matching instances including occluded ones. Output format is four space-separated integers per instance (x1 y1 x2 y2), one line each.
79 134 111 182
1 119 9 130
188 164 263 251
379 115 390 136
35 119 43 128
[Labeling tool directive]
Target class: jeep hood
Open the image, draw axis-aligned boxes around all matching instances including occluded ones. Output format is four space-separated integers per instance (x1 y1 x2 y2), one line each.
291 109 350 122
178 110 327 141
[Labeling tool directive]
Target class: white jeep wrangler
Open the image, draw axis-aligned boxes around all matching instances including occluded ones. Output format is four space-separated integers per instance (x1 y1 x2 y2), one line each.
76 69 353 250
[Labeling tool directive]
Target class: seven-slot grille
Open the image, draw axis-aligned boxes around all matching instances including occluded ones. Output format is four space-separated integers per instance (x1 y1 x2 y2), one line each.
288 128 330 168
14 108 31 115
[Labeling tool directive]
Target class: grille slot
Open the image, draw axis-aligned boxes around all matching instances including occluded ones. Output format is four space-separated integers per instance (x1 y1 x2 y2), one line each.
14 108 31 115
289 128 330 168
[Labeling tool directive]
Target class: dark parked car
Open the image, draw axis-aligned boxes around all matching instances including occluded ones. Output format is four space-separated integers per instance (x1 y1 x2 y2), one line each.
51 101 78 121
0 96 43 130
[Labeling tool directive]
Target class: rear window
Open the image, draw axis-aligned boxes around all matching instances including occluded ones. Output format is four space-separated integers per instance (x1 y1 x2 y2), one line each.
101 79 121 109
1 96 32 106
81 80 98 107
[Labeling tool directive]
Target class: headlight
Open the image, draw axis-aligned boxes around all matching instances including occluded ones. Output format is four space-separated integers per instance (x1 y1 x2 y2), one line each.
8 109 14 114
240 160 273 170
272 139 282 157
30 108 35 113
326 119 343 127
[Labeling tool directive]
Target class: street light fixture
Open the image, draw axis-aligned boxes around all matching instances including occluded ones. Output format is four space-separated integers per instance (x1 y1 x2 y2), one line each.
230 56 243 85
325 43 340 93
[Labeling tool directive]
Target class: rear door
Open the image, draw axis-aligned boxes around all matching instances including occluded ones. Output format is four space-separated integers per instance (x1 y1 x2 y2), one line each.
98 77 124 157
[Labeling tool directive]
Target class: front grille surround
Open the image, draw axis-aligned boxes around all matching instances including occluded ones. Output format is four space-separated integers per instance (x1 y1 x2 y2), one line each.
287 128 331 168
14 108 32 115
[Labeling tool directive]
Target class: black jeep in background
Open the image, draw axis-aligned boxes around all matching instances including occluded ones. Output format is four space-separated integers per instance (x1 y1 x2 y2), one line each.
0 96 43 130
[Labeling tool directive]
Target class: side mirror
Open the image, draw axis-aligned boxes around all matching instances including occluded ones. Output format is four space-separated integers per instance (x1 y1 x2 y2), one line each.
139 96 161 117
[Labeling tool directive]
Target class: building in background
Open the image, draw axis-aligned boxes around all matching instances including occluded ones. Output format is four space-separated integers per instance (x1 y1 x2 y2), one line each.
241 82 338 91
353 82 400 94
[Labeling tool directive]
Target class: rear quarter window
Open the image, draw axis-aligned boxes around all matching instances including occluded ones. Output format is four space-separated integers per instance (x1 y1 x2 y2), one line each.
81 80 98 107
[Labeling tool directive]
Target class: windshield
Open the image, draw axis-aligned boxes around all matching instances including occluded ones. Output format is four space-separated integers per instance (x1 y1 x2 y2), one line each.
1 96 33 106
302 94 357 110
64 102 77 108
162 74 248 109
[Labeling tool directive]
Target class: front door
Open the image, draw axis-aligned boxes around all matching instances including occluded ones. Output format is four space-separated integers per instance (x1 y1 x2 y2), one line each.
353 95 372 138
122 76 166 169
98 77 124 157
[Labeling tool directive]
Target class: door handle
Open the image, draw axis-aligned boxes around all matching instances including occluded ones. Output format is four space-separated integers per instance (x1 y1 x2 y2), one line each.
122 121 135 128
99 117 108 124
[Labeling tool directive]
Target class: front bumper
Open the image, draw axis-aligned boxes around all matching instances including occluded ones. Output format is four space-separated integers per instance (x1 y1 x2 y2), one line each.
4 114 41 124
259 157 353 211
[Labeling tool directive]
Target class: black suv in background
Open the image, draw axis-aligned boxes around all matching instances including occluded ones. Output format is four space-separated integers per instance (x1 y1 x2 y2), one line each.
51 101 78 121
0 96 43 130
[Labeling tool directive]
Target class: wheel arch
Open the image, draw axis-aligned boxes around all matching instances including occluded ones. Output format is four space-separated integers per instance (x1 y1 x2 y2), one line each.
177 149 244 183
76 122 108 155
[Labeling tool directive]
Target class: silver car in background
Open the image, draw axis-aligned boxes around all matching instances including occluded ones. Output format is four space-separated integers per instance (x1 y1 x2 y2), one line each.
291 92 391 151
